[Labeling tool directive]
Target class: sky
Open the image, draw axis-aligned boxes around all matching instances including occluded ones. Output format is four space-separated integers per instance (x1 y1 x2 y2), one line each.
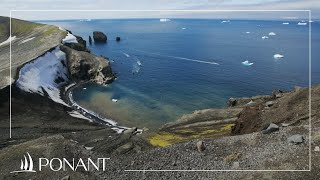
1 0 319 20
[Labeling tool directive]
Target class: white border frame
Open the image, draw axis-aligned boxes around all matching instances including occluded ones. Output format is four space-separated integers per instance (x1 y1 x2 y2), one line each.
9 9 312 172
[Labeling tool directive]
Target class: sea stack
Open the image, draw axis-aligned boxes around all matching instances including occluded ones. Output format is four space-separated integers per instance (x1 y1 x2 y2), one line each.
93 31 107 43
89 35 92 45
116 37 121 42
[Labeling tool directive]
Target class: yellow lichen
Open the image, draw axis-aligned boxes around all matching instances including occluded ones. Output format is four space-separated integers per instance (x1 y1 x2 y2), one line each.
148 124 235 147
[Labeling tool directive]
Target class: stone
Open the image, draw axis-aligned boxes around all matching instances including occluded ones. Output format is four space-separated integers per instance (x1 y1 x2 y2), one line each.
61 175 70 180
123 127 138 135
115 142 134 154
265 101 274 107
287 134 304 144
232 161 240 169
93 31 107 43
196 140 206 152
65 35 89 52
228 98 237 107
262 123 279 134
315 146 320 152
281 123 290 127
116 37 121 41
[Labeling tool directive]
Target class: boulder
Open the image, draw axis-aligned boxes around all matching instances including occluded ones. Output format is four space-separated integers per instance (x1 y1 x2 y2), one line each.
196 140 206 152
228 98 237 107
262 123 279 134
287 134 304 144
124 127 138 135
265 101 274 107
60 45 114 85
116 37 121 41
93 31 107 43
60 175 70 180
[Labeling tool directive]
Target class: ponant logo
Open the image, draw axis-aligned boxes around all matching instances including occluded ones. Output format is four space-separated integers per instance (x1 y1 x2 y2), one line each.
10 152 36 173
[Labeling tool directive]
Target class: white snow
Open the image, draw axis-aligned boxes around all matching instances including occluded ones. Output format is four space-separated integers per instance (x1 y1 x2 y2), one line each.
0 36 16 46
16 47 69 106
160 18 170 22
261 36 269 39
18 37 35 45
242 60 254 66
274 54 284 59
62 32 78 43
58 27 66 31
268 32 276 36
282 22 290 25
112 99 118 102
68 110 92 122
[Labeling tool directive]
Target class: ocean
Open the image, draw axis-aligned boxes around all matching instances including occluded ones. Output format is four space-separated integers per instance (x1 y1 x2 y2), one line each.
41 19 320 129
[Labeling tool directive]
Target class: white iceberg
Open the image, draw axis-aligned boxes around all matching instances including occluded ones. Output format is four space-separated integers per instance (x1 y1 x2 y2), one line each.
242 60 254 66
282 22 289 25
274 54 284 59
245 31 250 34
297 22 307 26
160 18 170 22
261 36 269 39
182 27 186 30
268 32 276 36
221 20 230 23
112 99 118 102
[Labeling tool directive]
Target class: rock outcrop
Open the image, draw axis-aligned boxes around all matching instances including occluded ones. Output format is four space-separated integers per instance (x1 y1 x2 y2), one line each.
93 31 107 43
60 45 114 84
116 37 121 41
64 35 89 52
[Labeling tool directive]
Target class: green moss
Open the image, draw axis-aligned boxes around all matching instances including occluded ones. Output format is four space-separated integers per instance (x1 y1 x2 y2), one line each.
148 123 235 147
11 19 44 35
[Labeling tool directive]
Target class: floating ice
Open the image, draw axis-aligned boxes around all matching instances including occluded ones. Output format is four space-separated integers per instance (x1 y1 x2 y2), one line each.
246 32 250 34
297 22 307 26
261 36 269 39
62 32 78 43
221 20 230 23
282 22 289 25
160 18 170 22
242 60 254 66
112 99 118 102
137 60 142 66
268 32 276 36
0 36 16 46
274 54 284 59
122 52 130 57
83 87 87 90
182 27 186 30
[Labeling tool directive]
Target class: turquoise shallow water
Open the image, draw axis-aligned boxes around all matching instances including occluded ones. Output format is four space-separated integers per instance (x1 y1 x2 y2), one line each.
41 19 320 129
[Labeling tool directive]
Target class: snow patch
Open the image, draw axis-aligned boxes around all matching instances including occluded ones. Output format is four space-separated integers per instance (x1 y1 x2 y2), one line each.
0 36 16 46
16 47 69 106
282 22 289 25
62 32 78 43
68 110 92 122
18 37 35 45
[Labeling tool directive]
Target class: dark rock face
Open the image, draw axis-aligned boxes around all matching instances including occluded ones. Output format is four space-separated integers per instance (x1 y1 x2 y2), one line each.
93 31 107 43
65 35 89 52
60 45 114 85
89 35 92 45
116 37 121 41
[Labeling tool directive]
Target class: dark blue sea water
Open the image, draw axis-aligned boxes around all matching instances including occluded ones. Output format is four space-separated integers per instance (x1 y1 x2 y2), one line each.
41 19 320 129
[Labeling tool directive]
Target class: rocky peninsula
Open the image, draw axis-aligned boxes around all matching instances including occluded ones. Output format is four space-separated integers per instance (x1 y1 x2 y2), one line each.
0 17 319 179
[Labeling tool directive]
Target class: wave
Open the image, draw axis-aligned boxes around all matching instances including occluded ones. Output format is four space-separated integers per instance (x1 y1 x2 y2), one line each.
122 52 130 57
132 49 219 65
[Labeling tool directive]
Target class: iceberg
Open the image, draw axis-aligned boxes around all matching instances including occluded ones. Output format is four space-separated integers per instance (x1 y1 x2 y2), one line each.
274 54 284 59
261 36 269 39
282 22 289 25
112 99 118 102
297 22 307 26
268 32 276 36
245 32 250 34
242 60 254 66
221 20 230 23
160 18 170 22
182 27 186 30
